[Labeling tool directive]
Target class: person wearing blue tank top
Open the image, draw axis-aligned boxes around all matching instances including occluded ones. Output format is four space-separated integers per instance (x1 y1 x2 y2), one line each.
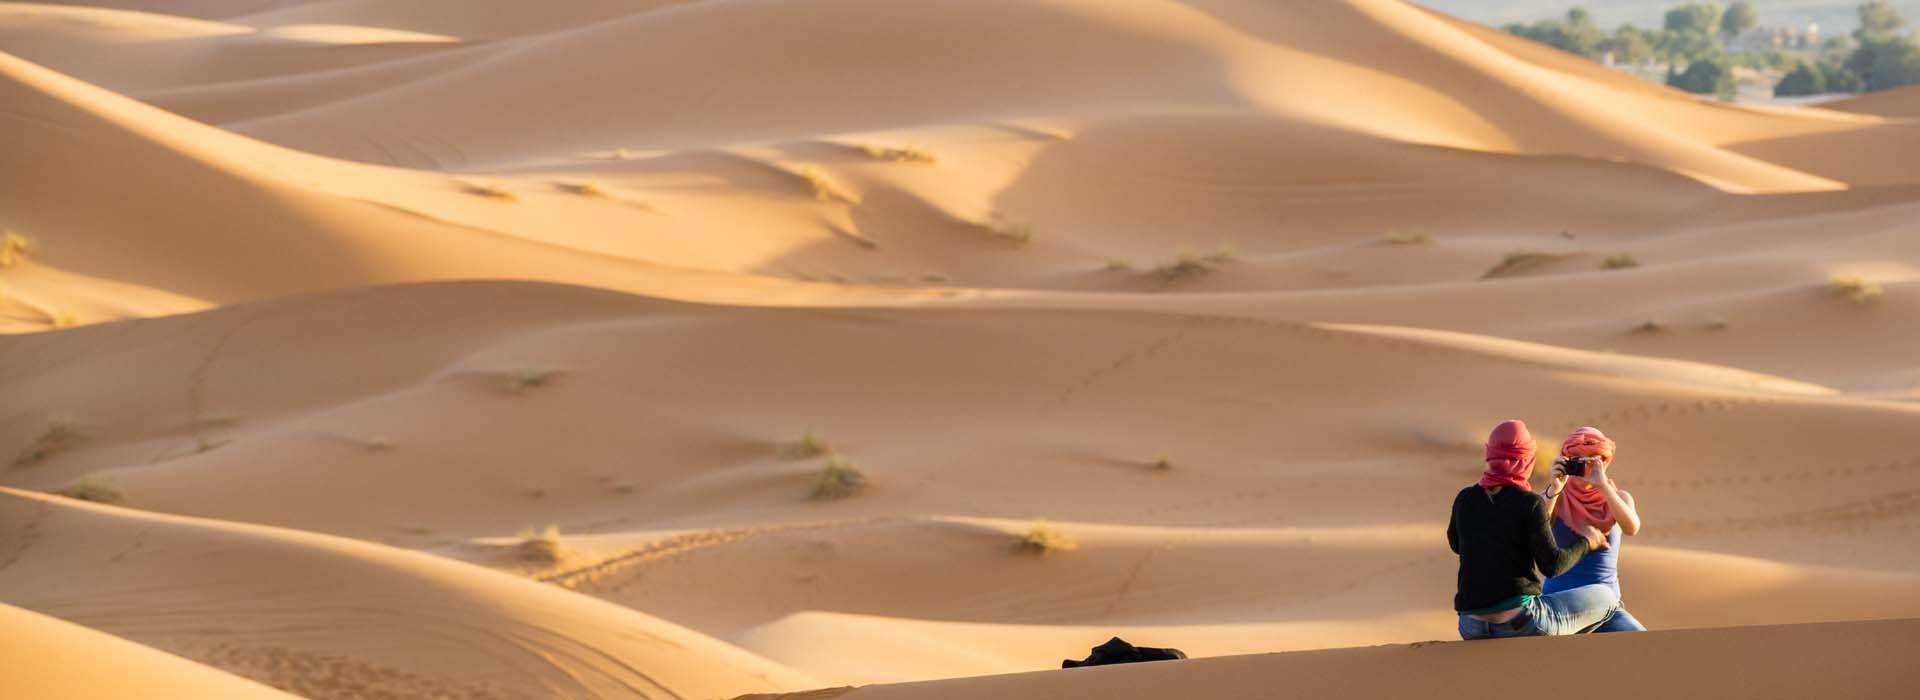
1542 426 1646 632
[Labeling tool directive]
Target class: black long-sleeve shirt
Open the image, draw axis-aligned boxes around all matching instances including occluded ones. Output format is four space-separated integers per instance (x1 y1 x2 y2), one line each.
1447 484 1592 612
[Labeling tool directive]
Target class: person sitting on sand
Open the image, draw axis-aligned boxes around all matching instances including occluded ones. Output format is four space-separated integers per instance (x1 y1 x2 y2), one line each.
1542 426 1645 632
1448 419 1618 639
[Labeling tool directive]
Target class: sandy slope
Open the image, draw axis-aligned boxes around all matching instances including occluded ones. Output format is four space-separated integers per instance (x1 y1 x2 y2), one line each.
0 601 301 700
0 488 815 699
789 618 1920 700
3 0 1920 697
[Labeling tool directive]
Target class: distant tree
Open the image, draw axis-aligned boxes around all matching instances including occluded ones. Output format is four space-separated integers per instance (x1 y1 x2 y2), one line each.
1858 0 1908 40
1602 24 1657 64
1721 1 1759 41
1822 61 1868 92
1664 3 1725 37
1668 57 1737 98
1502 7 1606 58
1774 62 1826 96
1846 36 1920 90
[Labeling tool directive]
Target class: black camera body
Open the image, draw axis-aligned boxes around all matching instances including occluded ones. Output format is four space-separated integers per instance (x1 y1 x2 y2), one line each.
1562 456 1596 478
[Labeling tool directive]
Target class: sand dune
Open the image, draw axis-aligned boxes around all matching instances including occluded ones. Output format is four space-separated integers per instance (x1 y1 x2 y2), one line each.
795 618 1920 699
0 601 300 700
0 488 815 699
3 0 1919 697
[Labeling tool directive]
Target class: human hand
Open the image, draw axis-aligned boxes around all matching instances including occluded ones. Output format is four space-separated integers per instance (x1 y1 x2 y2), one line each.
1578 524 1609 550
1576 456 1610 488
1548 460 1571 492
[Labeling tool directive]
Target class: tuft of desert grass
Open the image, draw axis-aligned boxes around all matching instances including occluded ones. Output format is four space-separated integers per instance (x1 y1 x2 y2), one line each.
969 216 1032 245
564 180 609 197
505 367 562 394
0 231 31 268
468 180 519 202
1017 520 1076 555
920 273 949 284
1151 454 1174 471
1103 258 1135 272
796 164 859 204
1703 318 1730 331
1483 249 1550 278
1631 320 1665 334
859 144 937 164
57 475 121 504
1153 243 1238 282
51 309 78 329
1829 275 1884 305
779 431 832 460
1384 230 1431 246
12 417 76 467
808 454 866 500
1600 254 1639 270
516 525 564 564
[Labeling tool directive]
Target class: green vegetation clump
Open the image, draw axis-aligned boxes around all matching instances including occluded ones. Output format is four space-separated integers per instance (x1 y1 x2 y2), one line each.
1500 1 1920 99
13 417 77 467
1600 254 1640 270
1483 249 1551 278
809 455 866 500
505 367 562 394
779 431 832 460
1153 244 1238 282
57 475 122 504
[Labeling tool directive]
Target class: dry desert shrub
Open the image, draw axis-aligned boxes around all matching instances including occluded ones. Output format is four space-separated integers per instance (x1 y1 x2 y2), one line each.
13 417 77 467
0 231 32 267
1384 229 1431 245
779 431 832 460
1153 244 1238 282
796 164 859 204
1483 249 1551 278
808 455 866 500
1017 520 1076 555
57 475 121 504
505 367 562 394
859 144 937 164
1600 254 1639 270
970 216 1033 245
564 180 609 197
517 525 564 564
467 180 519 201
1103 258 1135 272
1151 454 1174 471
1829 275 1883 305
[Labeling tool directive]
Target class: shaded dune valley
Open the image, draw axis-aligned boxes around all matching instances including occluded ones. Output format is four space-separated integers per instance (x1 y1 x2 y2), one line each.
3 1 1920 698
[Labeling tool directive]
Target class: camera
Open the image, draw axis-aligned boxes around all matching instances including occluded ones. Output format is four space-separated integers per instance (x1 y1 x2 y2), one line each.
1561 456 1596 478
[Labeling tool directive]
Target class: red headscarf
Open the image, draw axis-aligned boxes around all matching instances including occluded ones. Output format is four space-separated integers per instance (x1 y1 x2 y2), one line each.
1479 420 1536 490
1556 427 1618 532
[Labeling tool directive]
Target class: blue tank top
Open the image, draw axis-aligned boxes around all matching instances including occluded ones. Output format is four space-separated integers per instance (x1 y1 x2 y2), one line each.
1542 519 1622 596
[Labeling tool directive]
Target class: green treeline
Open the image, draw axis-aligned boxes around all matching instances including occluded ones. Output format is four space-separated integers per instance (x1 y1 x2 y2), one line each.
1502 1 1920 98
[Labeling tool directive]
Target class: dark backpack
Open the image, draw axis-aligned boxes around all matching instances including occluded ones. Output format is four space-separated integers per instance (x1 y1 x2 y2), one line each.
1061 637 1188 668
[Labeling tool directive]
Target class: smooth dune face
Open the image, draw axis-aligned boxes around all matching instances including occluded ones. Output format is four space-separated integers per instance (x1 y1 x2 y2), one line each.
1 1 1918 698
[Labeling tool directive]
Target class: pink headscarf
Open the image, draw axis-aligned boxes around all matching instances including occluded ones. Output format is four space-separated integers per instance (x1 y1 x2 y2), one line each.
1479 420 1536 490
1557 427 1618 532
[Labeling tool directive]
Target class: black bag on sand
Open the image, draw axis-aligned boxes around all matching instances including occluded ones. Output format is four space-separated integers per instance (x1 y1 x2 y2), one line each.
1061 637 1188 668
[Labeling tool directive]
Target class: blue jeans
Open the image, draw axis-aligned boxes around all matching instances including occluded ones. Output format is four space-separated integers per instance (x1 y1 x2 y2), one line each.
1457 584 1620 640
1593 607 1645 633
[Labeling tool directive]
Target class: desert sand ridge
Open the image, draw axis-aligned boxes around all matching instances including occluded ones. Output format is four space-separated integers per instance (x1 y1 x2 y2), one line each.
753 618 1920 700
3 0 1920 697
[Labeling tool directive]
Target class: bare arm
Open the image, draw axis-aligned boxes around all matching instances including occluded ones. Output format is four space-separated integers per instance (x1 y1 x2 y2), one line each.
1539 460 1570 521
1601 486 1641 536
1529 495 1598 577
1576 459 1642 536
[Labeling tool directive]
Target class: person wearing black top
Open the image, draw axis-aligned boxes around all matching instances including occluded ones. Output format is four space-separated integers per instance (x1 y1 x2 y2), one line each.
1449 420 1618 640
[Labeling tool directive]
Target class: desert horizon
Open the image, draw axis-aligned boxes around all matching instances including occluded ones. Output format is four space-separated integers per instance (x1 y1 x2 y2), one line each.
2 0 1918 698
